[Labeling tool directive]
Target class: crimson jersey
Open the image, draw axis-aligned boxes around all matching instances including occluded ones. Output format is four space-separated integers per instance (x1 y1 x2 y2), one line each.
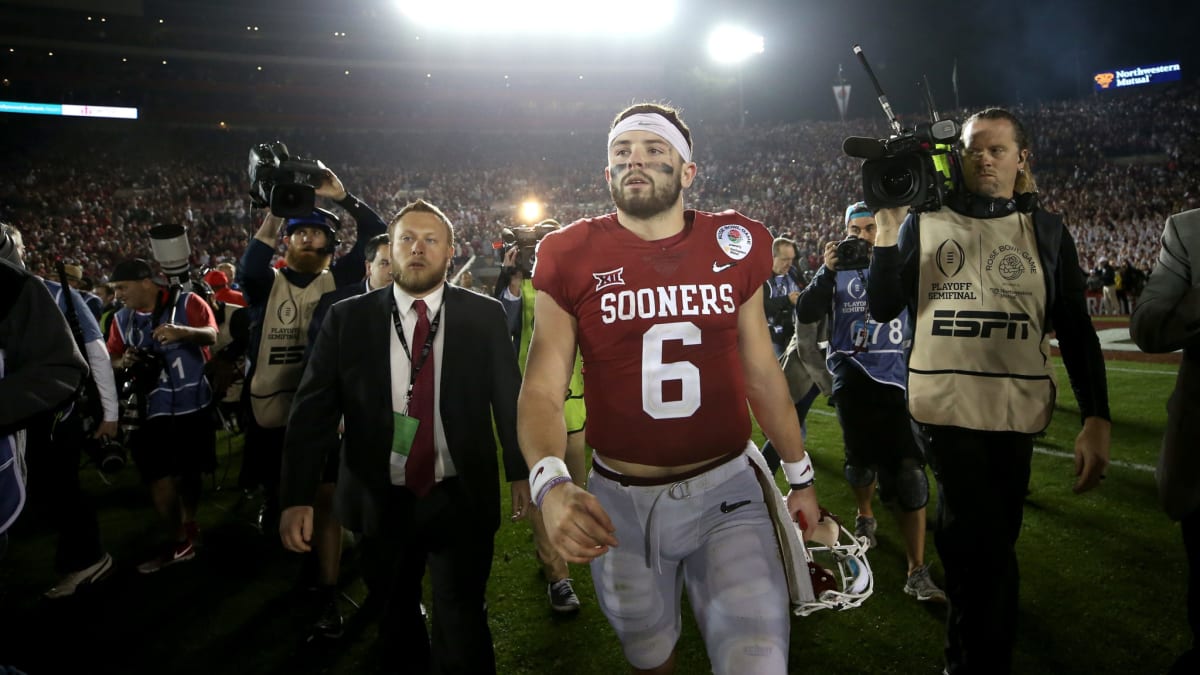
533 209 773 467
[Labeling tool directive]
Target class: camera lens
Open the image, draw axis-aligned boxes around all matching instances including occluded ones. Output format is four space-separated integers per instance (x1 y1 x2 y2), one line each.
879 166 915 199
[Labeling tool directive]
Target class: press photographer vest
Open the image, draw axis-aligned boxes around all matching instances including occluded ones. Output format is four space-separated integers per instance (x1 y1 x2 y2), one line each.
827 268 909 390
908 208 1056 433
115 292 212 419
250 269 336 428
0 350 26 535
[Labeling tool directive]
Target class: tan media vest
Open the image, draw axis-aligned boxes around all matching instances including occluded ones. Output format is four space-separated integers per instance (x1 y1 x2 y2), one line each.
908 209 1056 433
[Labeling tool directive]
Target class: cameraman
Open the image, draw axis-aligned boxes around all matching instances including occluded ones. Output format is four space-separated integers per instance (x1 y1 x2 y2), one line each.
238 166 385 537
867 108 1110 674
1 224 119 598
762 237 802 357
492 221 586 614
107 258 218 574
794 202 944 603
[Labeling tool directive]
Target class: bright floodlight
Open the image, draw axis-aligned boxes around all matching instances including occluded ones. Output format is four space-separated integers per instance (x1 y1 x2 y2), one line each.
707 25 764 64
397 0 676 35
520 200 543 223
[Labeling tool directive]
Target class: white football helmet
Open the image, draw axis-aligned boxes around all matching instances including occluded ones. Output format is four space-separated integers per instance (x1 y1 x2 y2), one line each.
793 509 874 617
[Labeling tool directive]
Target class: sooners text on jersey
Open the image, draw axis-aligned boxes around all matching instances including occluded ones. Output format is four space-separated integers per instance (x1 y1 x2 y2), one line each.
532 210 773 467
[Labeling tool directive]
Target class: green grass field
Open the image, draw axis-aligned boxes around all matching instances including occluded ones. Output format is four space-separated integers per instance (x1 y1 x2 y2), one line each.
0 354 1188 674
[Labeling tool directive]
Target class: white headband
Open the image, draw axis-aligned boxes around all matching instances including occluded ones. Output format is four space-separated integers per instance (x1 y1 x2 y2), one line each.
607 113 692 163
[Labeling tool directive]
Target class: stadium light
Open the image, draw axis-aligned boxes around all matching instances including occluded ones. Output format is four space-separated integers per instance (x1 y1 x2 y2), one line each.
520 200 543 223
706 25 764 128
706 25 764 65
395 0 676 35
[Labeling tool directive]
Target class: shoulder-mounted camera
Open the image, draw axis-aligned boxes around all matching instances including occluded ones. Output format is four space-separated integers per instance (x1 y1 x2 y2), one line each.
842 45 964 214
501 220 559 276
248 141 329 218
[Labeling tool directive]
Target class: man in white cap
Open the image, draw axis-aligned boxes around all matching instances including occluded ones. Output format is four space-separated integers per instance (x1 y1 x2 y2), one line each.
519 102 820 674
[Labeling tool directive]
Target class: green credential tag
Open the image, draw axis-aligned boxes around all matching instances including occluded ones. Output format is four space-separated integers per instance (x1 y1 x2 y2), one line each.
391 412 419 457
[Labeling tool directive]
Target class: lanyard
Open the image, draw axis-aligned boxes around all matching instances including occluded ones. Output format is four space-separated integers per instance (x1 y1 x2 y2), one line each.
389 293 444 399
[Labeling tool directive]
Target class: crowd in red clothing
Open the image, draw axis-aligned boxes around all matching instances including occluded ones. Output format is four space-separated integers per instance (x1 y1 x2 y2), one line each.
2 83 1196 291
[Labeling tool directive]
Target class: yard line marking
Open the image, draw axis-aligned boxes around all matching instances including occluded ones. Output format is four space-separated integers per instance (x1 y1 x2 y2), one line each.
1105 366 1177 375
805 410 1156 473
1053 362 1177 375
1034 446 1153 473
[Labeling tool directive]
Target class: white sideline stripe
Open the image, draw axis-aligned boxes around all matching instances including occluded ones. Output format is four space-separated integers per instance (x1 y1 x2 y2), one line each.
1033 446 1154 473
804 409 1155 473
1104 366 1176 375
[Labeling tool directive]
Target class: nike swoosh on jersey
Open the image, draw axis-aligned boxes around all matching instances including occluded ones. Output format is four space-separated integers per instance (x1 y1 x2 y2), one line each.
719 500 752 513
712 261 737 273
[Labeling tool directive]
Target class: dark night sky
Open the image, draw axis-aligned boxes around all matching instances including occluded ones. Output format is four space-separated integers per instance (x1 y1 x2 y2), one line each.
12 0 1196 123
674 0 1199 121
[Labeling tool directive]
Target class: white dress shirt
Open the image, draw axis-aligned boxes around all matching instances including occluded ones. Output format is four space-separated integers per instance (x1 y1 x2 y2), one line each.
388 282 455 485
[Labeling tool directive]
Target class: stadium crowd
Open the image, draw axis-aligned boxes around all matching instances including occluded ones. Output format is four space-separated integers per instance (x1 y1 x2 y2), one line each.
2 82 1197 315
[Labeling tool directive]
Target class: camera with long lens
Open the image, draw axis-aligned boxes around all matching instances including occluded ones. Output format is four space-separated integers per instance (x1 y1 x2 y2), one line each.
247 141 329 218
843 119 960 213
501 220 559 276
120 348 166 398
83 436 127 474
835 235 873 271
149 223 192 289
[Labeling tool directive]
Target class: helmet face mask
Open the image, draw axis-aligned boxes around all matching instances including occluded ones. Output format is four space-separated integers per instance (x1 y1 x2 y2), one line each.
793 510 874 616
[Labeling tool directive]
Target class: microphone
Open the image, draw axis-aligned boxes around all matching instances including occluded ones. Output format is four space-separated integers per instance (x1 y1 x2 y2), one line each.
843 136 887 160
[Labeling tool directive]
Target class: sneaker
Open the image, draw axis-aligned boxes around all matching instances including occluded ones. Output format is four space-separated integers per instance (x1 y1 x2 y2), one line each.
547 578 581 613
307 596 344 641
137 539 196 574
904 564 947 602
44 553 114 599
854 515 878 548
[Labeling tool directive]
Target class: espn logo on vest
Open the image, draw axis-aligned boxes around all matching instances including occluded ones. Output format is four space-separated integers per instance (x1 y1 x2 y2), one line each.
931 310 1031 340
267 345 305 365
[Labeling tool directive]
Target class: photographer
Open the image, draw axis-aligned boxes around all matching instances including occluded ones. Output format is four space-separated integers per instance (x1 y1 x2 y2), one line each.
492 219 586 614
794 202 944 603
107 258 218 574
866 108 1110 674
1 224 120 598
238 164 385 540
762 237 802 357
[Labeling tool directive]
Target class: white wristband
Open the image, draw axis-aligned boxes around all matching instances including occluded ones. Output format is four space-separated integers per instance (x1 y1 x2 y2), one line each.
530 456 572 507
782 454 815 489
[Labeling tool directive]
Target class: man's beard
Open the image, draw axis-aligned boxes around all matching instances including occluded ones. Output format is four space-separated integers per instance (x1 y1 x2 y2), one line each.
395 264 445 296
285 248 330 274
610 171 683 219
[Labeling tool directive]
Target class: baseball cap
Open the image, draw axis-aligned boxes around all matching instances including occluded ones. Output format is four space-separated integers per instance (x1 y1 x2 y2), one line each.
203 269 229 288
63 263 84 281
110 259 155 282
284 208 339 237
845 201 873 225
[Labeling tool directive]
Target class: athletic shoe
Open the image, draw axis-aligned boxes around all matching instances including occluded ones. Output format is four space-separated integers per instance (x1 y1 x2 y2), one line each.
904 564 947 602
854 515 878 548
44 553 114 599
137 539 196 574
548 578 580 613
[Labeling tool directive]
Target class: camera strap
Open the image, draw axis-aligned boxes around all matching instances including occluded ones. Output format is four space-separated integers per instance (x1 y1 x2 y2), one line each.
389 292 443 401
851 269 873 354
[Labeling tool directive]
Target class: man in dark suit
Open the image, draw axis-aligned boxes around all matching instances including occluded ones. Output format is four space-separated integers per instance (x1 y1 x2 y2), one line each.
1130 207 1200 675
280 199 530 674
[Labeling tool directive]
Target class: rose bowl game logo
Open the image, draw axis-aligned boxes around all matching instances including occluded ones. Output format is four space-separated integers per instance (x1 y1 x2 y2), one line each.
716 224 753 260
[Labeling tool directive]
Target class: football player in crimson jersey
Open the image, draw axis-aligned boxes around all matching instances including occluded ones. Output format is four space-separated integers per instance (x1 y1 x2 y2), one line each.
518 103 820 675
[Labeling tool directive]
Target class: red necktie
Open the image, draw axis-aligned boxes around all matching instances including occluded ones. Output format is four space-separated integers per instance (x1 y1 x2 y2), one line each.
405 299 435 497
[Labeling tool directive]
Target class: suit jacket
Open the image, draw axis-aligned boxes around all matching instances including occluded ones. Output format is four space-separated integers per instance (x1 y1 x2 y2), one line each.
281 283 527 536
1130 208 1200 520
